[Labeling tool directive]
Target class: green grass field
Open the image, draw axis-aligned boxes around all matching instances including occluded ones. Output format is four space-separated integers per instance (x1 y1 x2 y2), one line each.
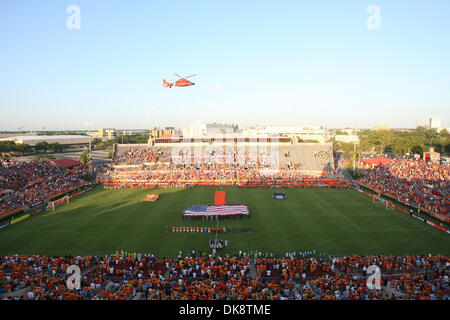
0 186 448 257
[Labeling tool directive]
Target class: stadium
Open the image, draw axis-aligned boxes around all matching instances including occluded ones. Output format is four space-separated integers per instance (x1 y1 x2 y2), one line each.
0 137 449 301
1 1 450 307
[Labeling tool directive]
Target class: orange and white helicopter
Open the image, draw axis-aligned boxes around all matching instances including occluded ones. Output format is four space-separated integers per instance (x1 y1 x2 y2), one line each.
162 73 197 88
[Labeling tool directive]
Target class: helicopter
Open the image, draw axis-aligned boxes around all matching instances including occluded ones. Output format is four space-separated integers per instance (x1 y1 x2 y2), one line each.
162 73 197 88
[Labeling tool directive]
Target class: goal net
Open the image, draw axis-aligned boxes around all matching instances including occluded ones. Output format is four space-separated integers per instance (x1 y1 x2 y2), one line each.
47 195 69 211
373 195 394 210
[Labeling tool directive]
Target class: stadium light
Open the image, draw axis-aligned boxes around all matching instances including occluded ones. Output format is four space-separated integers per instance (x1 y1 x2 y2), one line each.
86 120 94 173
353 128 357 174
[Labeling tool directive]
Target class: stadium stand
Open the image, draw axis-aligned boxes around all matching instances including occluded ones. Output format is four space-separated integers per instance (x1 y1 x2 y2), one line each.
0 160 88 217
279 143 334 171
101 142 342 189
357 158 450 218
0 252 448 300
114 142 335 172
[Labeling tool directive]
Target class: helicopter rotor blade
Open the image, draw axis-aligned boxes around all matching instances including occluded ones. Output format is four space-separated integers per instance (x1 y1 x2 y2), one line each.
184 74 198 79
174 73 182 79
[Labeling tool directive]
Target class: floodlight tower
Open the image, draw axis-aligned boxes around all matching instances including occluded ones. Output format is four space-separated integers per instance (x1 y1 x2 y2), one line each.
88 121 92 154
87 120 94 174
353 128 357 174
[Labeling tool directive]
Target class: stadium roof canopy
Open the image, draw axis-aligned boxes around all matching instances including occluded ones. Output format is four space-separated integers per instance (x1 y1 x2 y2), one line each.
0 135 90 146
50 159 82 169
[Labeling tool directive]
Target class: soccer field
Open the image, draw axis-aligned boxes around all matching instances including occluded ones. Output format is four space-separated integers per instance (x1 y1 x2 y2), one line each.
0 186 448 257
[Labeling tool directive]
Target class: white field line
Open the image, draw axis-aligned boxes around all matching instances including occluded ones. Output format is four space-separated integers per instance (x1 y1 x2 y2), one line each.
315 199 363 231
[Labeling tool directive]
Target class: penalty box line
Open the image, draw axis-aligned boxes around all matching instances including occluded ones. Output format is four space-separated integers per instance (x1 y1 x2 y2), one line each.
315 199 363 232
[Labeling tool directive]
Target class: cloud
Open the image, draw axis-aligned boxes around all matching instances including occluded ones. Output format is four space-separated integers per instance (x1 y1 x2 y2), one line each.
211 86 221 92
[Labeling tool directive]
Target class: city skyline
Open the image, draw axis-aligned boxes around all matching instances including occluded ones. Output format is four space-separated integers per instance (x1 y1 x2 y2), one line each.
1 1 449 130
2 117 447 133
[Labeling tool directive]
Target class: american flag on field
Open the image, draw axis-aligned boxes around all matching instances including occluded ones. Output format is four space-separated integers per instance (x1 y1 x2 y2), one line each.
184 205 249 217
184 205 207 215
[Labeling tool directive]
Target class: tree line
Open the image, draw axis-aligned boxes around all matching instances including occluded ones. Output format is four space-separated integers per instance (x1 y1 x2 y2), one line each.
0 141 69 154
91 134 150 150
0 134 150 155
333 128 450 163
80 134 150 164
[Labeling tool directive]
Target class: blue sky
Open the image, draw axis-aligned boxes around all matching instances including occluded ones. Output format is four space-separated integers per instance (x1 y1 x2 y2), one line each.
0 0 449 130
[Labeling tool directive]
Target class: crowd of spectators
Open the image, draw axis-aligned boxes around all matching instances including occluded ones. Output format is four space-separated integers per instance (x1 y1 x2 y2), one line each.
101 145 342 188
115 146 283 168
358 159 450 215
313 150 333 167
115 147 169 165
0 160 88 217
1 252 448 300
98 164 346 189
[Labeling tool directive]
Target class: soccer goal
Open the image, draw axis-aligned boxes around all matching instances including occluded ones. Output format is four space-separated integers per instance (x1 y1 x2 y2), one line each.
372 195 394 210
47 195 69 211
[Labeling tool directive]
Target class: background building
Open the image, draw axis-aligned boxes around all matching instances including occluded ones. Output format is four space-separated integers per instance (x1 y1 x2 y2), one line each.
429 117 442 131
151 127 177 138
205 123 240 137
334 134 360 144
331 128 360 144
242 126 329 143
0 135 90 146
424 148 440 162
182 123 206 138
373 125 390 131
182 123 240 138
121 129 148 136
88 128 119 141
